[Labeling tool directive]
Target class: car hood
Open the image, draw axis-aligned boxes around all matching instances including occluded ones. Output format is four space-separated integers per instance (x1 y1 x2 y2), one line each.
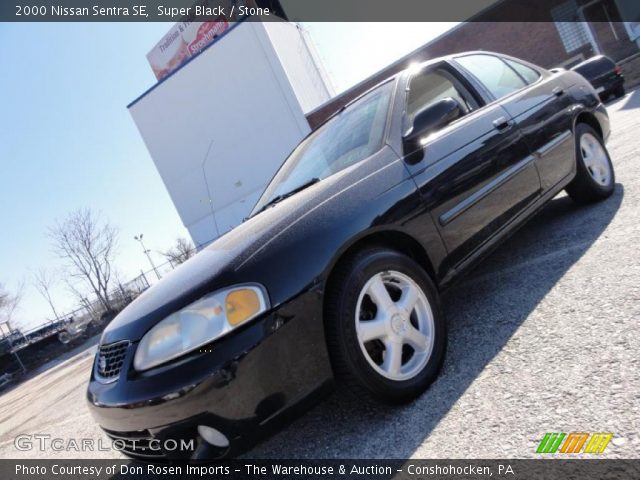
100 177 334 344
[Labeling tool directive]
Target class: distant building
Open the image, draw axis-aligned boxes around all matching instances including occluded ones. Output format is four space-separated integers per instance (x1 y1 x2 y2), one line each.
428 0 639 68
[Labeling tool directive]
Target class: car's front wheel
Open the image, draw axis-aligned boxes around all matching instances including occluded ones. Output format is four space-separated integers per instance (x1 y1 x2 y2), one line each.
325 247 446 404
565 123 615 204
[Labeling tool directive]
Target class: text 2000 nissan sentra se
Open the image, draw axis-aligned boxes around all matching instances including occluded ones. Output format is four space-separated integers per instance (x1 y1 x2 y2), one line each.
87 52 614 460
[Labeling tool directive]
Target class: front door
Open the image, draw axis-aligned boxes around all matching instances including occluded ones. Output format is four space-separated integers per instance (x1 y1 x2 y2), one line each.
402 63 542 276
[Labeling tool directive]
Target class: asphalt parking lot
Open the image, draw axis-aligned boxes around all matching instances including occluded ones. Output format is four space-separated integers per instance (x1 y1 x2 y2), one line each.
0 91 638 460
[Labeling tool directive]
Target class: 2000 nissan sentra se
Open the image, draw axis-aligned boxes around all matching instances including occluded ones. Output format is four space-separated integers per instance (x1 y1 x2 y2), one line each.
87 52 615 460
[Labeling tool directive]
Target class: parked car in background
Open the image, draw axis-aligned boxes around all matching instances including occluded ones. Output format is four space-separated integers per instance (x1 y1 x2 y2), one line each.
571 55 625 101
87 51 615 461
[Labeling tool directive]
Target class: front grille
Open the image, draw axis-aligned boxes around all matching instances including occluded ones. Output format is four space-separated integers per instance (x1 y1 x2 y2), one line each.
103 428 166 460
95 341 129 382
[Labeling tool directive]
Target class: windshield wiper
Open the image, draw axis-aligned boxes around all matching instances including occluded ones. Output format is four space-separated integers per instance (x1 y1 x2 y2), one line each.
252 177 321 217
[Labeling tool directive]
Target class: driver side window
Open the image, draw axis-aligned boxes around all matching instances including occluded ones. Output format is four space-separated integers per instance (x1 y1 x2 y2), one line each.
406 68 479 124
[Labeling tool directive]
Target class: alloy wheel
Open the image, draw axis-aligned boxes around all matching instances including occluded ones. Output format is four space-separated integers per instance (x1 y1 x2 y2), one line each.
580 132 611 186
355 270 435 381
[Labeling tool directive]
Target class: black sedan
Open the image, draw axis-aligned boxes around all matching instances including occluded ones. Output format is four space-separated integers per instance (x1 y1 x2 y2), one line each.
571 55 625 101
87 51 615 460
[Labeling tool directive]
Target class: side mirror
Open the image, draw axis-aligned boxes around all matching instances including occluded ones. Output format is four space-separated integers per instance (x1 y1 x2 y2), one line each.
403 97 462 163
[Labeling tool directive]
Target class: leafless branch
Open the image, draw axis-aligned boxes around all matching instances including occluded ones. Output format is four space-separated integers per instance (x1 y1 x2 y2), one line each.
48 209 118 312
31 267 61 320
0 281 23 328
160 237 196 266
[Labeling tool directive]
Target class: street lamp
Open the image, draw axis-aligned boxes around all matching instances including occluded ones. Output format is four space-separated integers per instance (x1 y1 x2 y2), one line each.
134 234 161 280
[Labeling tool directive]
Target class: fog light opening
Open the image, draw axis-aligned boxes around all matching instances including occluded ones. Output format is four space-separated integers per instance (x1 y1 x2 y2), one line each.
197 425 229 448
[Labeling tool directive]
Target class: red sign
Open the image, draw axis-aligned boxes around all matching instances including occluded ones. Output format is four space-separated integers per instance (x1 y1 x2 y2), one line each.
187 18 229 56
147 19 230 81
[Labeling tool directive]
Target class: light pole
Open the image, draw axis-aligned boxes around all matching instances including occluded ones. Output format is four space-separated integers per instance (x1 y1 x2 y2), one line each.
134 234 161 280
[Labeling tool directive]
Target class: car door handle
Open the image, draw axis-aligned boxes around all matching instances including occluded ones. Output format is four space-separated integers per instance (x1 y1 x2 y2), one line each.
552 86 564 97
492 117 513 132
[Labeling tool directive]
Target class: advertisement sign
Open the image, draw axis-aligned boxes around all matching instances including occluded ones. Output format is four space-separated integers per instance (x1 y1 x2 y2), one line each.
147 19 230 80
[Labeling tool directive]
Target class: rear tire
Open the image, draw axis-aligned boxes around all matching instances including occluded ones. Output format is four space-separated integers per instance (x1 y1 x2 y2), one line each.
565 123 615 204
325 247 446 404
613 85 626 98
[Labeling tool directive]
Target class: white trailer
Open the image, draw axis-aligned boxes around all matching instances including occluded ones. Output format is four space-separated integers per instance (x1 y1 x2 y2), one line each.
129 20 334 247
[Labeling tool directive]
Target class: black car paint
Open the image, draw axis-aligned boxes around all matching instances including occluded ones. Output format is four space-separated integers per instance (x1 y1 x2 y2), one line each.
87 52 610 459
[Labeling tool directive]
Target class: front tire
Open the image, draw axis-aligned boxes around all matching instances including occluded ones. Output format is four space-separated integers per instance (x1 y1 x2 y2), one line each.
565 123 615 204
325 247 446 404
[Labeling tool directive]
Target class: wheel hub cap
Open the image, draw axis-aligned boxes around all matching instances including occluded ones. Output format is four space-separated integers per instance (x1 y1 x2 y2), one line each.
580 132 611 186
391 313 408 335
355 270 435 381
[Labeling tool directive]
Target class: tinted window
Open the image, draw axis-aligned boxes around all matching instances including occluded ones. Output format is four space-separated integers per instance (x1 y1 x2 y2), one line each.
456 54 527 99
253 81 393 213
407 69 478 122
573 56 615 78
505 59 541 84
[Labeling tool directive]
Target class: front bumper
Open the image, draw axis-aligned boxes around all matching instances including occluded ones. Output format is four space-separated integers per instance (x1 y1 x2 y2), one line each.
86 287 334 460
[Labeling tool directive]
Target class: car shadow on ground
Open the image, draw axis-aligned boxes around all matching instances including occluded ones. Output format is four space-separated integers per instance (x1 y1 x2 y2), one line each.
245 184 624 459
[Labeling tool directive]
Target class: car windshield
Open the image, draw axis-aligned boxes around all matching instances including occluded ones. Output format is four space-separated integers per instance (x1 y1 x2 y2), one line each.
251 80 394 215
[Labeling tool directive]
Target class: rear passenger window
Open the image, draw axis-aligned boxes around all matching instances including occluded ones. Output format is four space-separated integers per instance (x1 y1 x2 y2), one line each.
456 54 527 100
504 59 541 84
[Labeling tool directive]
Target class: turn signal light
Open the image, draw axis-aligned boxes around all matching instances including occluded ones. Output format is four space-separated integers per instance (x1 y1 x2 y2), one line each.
226 289 261 325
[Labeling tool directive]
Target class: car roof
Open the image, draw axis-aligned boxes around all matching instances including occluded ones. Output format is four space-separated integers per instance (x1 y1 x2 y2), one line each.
572 55 615 68
306 50 529 130
307 51 492 128
334 51 495 106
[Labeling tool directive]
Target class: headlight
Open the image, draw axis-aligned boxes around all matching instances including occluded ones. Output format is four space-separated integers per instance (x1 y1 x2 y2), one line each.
133 284 269 371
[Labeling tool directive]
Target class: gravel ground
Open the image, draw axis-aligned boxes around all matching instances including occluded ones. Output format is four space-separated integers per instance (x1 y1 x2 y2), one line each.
1 91 638 460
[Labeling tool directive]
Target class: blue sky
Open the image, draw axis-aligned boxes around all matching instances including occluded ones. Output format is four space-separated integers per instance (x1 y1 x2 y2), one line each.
0 22 456 330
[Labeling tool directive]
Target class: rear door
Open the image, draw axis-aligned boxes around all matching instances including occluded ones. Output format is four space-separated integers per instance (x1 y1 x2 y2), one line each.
401 62 542 275
456 54 576 191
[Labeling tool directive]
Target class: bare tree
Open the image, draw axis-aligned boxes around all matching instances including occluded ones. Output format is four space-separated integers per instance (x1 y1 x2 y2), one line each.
49 209 118 313
31 268 61 321
0 282 23 328
161 237 196 266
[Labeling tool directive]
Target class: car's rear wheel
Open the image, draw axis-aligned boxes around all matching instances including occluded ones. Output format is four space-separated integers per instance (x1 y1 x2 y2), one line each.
565 123 615 204
325 247 446 404
613 85 626 98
